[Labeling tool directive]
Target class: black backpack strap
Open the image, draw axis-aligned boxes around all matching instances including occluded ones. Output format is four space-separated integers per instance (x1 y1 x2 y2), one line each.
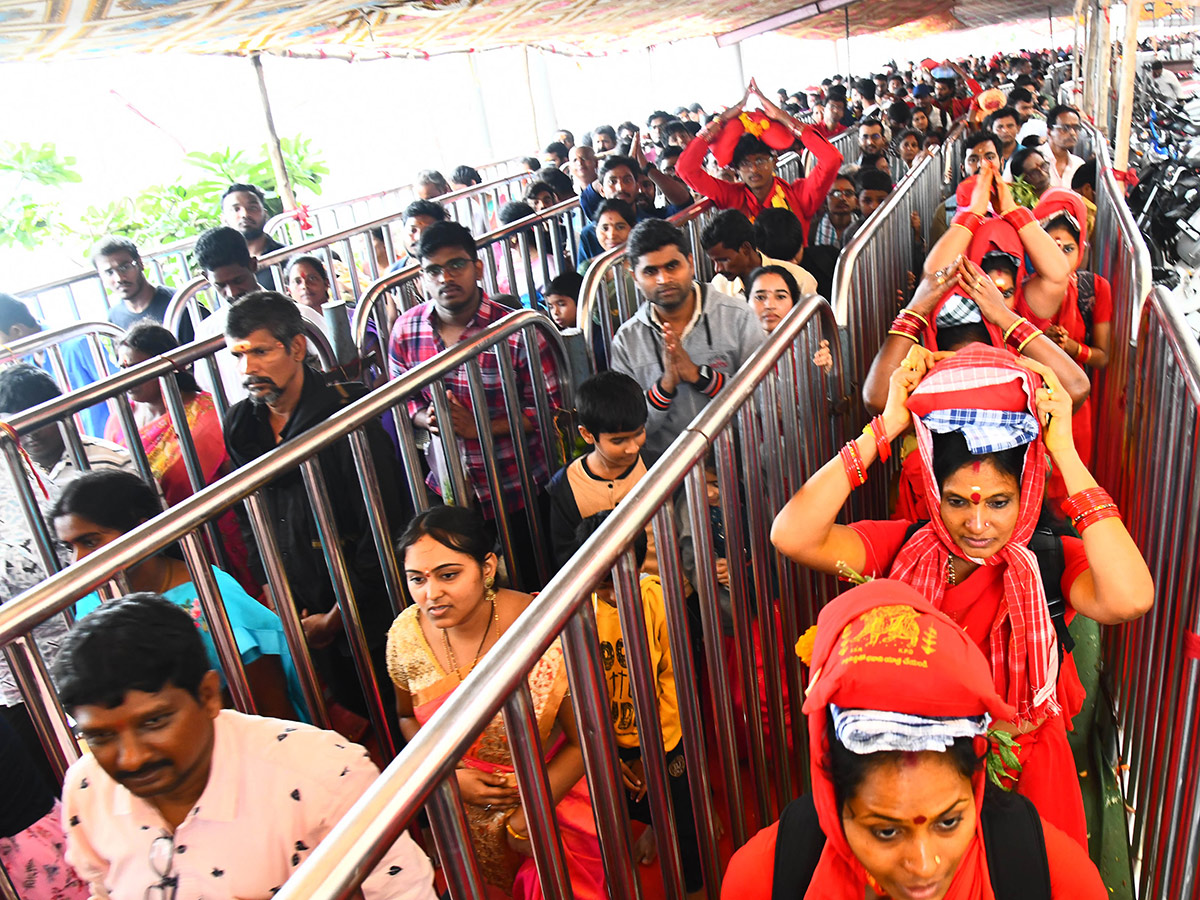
771 795 826 900
980 787 1052 900
1027 526 1074 656
903 519 930 544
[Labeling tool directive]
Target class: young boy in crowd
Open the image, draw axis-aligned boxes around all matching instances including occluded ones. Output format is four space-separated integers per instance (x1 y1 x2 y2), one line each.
547 371 654 570
545 271 583 330
568 512 703 899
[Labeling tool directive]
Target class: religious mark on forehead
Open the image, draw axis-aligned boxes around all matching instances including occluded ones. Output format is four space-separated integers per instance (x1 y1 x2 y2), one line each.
231 341 252 353
912 815 927 825
971 461 982 473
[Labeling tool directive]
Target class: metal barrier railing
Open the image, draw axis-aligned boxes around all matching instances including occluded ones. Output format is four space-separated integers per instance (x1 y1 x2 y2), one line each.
252 294 845 900
164 173 543 339
265 170 535 255
15 158 531 326
351 196 582 364
0 308 570 783
576 151 805 364
1105 286 1200 900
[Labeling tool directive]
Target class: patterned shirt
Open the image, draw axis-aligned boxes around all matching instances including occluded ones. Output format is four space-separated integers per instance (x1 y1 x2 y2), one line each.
387 292 562 514
809 212 862 250
0 437 134 706
62 710 436 900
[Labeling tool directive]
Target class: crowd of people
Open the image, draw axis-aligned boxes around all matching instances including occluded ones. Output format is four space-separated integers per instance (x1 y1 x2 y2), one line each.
0 39 1165 900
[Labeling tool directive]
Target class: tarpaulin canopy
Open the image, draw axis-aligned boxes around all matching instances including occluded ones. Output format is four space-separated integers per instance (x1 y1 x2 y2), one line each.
0 0 1079 61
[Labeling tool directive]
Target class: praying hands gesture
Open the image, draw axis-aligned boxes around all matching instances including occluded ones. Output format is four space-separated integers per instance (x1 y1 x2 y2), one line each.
658 322 700 393
748 78 798 133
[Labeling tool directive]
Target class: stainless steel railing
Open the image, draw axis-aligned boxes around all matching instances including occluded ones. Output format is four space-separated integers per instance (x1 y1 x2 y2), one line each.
1104 286 1200 900
15 158 531 326
265 293 846 900
0 308 570 781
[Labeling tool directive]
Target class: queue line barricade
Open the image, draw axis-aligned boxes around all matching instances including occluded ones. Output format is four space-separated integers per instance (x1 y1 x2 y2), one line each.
1107 287 1200 900
15 158 531 326
803 125 858 174
0 308 571 791
215 295 840 900
350 197 583 375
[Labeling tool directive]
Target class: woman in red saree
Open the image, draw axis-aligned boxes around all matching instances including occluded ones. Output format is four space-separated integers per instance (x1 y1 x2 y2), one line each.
772 343 1153 847
104 322 256 594
720 579 1107 900
387 506 605 899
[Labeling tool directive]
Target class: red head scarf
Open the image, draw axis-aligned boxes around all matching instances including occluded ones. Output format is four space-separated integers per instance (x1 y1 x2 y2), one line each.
709 110 795 167
888 344 1061 723
922 220 1026 350
801 579 1015 900
1033 187 1088 247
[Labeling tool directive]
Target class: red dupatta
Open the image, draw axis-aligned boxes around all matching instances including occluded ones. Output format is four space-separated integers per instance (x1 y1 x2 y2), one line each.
800 579 1017 900
887 345 1061 724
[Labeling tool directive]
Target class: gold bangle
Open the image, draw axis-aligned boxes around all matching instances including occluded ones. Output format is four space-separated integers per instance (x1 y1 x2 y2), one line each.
505 820 530 842
1002 317 1028 342
1017 329 1044 353
888 329 920 343
898 309 930 328
950 222 974 233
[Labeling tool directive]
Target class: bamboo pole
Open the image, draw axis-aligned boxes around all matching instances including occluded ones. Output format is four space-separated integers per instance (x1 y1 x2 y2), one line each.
251 52 297 210
1113 0 1140 180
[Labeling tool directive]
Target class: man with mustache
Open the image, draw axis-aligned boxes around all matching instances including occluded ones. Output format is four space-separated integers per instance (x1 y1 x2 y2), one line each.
609 218 763 462
56 594 436 900
386 221 563 590
219 183 285 292
222 292 408 726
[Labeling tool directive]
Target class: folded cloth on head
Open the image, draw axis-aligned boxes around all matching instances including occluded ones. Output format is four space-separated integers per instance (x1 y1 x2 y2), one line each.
920 408 1040 454
935 292 984 328
830 704 990 754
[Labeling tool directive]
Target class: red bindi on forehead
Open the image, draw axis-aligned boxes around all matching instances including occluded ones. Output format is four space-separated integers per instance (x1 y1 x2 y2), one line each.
912 815 928 825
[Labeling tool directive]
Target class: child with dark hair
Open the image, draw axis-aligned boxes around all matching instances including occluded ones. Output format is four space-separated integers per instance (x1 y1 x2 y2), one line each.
545 272 584 330
547 371 653 569
565 510 704 897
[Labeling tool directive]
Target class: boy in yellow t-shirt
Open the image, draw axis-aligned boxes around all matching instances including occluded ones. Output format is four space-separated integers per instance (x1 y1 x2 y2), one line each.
570 512 702 899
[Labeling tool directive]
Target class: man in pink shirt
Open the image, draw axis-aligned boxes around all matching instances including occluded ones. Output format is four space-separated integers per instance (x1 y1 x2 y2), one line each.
56 594 436 900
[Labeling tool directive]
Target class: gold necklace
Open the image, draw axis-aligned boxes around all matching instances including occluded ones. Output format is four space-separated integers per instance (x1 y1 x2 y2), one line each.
442 588 498 682
946 555 957 586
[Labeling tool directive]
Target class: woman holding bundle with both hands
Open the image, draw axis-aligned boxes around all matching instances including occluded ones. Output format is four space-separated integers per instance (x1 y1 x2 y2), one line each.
772 343 1152 848
720 578 1107 899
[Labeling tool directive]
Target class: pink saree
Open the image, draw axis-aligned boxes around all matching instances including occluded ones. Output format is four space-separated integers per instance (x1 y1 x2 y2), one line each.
387 608 606 898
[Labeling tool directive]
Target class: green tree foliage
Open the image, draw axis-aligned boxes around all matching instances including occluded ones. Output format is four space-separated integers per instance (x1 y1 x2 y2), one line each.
1 138 328 260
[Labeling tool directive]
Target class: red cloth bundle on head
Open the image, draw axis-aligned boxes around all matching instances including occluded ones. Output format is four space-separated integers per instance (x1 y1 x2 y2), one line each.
889 344 1061 724
709 110 794 167
923 219 1025 350
800 579 1015 900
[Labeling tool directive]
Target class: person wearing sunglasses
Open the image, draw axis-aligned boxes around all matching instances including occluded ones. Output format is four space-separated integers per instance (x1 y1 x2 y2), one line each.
56 594 437 900
1040 105 1086 189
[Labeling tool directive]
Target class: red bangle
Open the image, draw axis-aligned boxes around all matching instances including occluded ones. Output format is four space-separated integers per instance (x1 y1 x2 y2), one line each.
1075 343 1092 365
839 441 867 490
952 210 985 233
1005 320 1041 353
1062 488 1114 525
870 415 892 463
889 314 923 340
1003 207 1036 230
1074 506 1122 532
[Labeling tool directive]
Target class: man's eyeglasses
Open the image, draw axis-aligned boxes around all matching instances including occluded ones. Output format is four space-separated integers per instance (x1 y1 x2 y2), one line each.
1052 124 1081 134
100 261 139 278
737 157 773 171
421 257 474 279
829 189 855 199
145 834 178 900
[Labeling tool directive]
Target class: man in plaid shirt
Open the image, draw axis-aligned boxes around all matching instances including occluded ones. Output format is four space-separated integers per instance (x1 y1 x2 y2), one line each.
387 221 561 588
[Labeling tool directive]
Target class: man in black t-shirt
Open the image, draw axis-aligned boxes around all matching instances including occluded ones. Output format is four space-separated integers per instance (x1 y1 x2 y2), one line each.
220 182 285 291
93 236 194 342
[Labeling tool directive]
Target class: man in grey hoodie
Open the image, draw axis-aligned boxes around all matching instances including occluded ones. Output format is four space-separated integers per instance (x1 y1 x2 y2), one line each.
610 218 764 461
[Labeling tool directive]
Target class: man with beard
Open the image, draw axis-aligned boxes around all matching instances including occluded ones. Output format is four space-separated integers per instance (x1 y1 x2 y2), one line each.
191 227 328 405
219 184 284 291
56 594 436 900
222 291 407 721
576 151 692 262
387 221 562 589
94 236 195 342
610 219 762 462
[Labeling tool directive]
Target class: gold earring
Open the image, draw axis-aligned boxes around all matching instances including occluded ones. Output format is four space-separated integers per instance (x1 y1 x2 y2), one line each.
485 574 495 591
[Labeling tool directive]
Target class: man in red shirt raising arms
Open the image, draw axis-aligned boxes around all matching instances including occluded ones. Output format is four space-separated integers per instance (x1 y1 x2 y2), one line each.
676 80 842 244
